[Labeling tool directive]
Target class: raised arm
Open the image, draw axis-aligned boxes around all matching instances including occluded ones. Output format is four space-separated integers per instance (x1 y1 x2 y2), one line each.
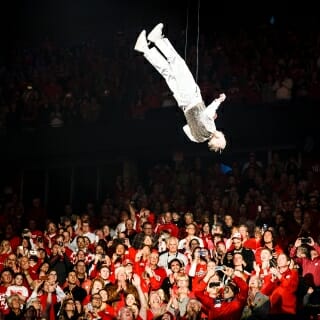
204 93 226 117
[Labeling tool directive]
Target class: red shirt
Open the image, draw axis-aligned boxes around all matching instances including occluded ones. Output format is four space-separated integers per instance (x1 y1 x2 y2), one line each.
195 276 248 320
156 223 179 238
261 268 299 314
290 243 320 286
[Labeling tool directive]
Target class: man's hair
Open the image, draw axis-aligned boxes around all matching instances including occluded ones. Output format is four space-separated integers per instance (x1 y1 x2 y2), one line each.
208 130 226 152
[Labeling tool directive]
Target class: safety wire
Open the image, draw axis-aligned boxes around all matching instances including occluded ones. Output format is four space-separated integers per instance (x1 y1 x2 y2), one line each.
195 0 200 82
184 0 201 82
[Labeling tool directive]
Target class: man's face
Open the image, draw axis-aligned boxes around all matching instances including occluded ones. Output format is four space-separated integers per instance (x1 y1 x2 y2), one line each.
91 294 102 308
223 285 235 300
143 224 153 235
1 271 12 285
233 238 242 250
100 267 110 280
67 272 77 284
167 240 178 253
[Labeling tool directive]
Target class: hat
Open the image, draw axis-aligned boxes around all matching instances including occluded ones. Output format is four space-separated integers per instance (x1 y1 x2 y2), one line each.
123 259 134 266
231 232 242 240
216 240 226 247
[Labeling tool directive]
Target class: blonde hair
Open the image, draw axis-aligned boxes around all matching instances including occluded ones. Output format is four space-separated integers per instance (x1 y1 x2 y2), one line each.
208 130 226 152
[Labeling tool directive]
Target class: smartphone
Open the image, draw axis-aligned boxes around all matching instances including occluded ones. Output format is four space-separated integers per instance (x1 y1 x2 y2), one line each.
40 275 48 280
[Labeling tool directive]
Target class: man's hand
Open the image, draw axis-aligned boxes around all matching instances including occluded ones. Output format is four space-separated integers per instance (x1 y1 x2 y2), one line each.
218 93 226 102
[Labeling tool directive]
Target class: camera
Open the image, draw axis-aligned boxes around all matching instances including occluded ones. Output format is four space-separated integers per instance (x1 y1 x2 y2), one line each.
58 242 64 247
215 266 226 272
209 282 221 288
29 250 37 256
199 249 206 257
300 237 311 245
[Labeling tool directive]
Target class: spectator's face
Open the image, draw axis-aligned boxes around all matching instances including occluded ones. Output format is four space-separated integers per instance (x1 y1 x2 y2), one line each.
125 294 136 306
233 253 243 266
1 271 12 284
277 254 289 268
14 274 23 286
143 224 153 235
150 252 159 265
119 307 134 320
232 238 242 250
77 238 85 249
125 220 134 230
143 236 152 246
76 262 86 275
263 231 273 243
238 226 248 239
184 215 193 225
216 243 226 254
82 223 90 233
92 281 103 294
48 223 56 234
9 295 20 309
260 249 272 262
187 299 201 314
186 224 196 235
67 272 77 284
99 289 108 302
164 212 172 223
223 285 235 299
19 256 29 269
167 239 178 253
116 244 125 256
224 215 233 226
91 294 102 308
100 267 110 280
170 262 181 273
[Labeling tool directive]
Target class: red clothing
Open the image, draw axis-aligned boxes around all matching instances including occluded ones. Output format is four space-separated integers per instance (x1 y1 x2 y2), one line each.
0 253 9 272
200 234 214 250
261 268 299 315
0 285 10 315
9 236 21 252
195 276 248 320
148 267 167 291
255 245 283 265
290 243 320 286
186 262 208 291
243 238 261 250
156 223 179 237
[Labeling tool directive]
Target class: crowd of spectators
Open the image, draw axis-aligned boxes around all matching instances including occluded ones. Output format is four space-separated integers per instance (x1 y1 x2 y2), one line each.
1 22 320 133
0 150 320 319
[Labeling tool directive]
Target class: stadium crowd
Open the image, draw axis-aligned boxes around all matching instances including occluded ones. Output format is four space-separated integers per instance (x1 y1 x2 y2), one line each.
0 151 319 319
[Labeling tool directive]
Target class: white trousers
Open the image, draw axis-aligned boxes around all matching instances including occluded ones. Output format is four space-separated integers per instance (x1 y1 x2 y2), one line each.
143 38 202 109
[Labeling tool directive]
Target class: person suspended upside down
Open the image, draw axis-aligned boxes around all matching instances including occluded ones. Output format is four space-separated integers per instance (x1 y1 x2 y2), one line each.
134 23 227 152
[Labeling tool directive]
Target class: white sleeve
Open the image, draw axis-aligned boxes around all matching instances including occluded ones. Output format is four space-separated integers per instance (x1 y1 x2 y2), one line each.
182 125 198 142
203 98 221 117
